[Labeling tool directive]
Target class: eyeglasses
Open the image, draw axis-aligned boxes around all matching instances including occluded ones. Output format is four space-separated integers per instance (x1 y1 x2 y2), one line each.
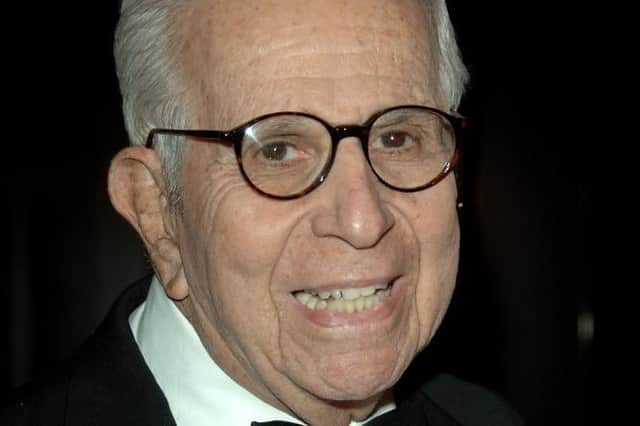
146 105 465 199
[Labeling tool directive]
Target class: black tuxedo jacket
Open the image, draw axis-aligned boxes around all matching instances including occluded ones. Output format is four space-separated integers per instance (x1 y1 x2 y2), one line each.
2 277 523 425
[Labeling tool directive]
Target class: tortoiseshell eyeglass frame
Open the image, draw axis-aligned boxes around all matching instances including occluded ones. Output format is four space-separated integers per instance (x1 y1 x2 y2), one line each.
145 104 467 200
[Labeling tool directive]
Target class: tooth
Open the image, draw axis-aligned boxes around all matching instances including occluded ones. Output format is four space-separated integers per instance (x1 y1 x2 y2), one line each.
360 286 376 297
305 297 318 310
310 285 391 312
364 295 376 309
344 300 355 313
296 292 311 304
327 299 339 311
342 288 361 300
318 291 331 299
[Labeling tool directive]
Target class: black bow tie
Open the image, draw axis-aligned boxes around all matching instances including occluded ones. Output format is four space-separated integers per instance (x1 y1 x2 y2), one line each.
250 407 399 425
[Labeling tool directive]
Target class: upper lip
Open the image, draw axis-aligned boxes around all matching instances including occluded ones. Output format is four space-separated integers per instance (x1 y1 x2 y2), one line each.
290 275 400 294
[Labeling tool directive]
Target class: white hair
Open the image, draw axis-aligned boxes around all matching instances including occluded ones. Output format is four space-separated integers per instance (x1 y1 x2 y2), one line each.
426 0 470 110
113 0 468 207
114 0 192 207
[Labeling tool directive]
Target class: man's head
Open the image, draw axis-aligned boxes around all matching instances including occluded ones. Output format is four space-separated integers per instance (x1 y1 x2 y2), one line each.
109 0 467 424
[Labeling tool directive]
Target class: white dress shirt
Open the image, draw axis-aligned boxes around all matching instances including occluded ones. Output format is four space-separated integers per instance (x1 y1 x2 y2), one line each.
129 276 396 426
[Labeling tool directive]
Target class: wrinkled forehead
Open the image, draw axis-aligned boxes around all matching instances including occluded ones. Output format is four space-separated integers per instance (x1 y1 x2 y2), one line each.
181 0 437 127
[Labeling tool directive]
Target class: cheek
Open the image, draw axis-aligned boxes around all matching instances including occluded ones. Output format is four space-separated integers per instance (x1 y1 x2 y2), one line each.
179 164 303 362
416 221 459 342
408 180 460 346
180 143 284 285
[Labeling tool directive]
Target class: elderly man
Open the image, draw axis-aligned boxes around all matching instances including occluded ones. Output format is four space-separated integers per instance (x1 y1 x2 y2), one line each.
4 0 523 425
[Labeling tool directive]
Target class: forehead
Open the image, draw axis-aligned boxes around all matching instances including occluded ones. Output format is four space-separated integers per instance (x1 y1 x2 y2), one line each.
183 0 436 127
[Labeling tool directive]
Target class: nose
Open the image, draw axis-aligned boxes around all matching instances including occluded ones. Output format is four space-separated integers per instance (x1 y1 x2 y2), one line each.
310 138 395 249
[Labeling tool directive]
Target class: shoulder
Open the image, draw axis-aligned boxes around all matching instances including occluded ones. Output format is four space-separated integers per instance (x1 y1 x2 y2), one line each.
1 276 175 426
420 373 525 426
2 367 72 426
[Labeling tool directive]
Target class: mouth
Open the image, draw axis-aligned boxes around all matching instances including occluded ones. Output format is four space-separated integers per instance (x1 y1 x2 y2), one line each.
291 279 396 313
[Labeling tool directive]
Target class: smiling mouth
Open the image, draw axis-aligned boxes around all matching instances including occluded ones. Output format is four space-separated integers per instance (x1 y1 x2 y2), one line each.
292 280 396 313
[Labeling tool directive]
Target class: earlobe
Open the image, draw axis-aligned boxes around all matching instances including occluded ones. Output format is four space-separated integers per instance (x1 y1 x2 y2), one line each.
155 236 189 301
164 263 189 301
107 147 189 300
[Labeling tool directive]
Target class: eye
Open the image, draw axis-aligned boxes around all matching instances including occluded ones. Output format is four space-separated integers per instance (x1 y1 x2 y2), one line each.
373 131 415 150
258 142 298 162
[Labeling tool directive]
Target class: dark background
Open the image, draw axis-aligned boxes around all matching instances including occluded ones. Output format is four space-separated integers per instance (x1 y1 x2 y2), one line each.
3 1 597 425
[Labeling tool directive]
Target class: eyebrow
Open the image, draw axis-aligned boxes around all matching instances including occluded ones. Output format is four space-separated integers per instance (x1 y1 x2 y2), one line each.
372 111 416 128
252 116 313 133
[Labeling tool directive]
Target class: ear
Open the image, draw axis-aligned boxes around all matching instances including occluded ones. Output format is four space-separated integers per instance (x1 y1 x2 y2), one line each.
108 147 189 300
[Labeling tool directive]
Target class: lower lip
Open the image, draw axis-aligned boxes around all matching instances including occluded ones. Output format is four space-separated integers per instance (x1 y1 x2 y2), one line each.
290 280 402 328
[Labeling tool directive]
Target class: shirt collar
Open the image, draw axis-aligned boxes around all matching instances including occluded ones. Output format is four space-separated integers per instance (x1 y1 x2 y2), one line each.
129 276 395 425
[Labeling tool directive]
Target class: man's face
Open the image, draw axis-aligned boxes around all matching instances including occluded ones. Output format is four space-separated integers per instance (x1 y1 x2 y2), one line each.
176 0 459 408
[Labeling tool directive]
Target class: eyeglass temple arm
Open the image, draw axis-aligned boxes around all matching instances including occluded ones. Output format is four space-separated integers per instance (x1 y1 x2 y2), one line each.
145 128 238 148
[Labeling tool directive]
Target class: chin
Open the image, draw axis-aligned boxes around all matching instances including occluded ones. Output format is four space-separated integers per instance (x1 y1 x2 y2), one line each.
304 348 407 401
